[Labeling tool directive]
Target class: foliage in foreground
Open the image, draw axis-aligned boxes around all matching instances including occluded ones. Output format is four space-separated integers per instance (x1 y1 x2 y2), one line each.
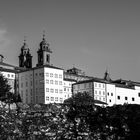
0 103 140 140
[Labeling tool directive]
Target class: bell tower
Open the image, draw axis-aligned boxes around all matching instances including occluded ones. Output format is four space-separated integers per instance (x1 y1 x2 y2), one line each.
36 31 52 67
18 37 32 68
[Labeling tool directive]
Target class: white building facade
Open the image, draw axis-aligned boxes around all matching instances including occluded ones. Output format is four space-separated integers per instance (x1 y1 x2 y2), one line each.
73 78 140 106
17 65 65 104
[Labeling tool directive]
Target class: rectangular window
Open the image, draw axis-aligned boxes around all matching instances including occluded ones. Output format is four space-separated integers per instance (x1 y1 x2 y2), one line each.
99 84 101 88
46 79 49 84
125 97 128 100
51 97 54 101
59 74 62 79
46 88 49 92
95 90 97 94
46 96 49 101
55 97 58 101
59 81 62 85
55 80 58 85
26 82 28 87
64 88 66 91
46 73 49 77
132 97 135 101
55 89 58 93
109 99 111 102
50 80 53 84
111 93 113 96
50 89 54 93
117 96 120 100
99 91 101 95
59 89 63 93
55 74 58 78
60 98 63 102
50 73 53 77
103 91 105 95
30 81 32 86
95 83 97 87
138 93 140 97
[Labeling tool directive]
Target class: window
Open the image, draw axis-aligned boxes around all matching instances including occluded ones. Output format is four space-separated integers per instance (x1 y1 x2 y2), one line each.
30 81 32 86
50 80 53 84
46 96 49 101
103 91 105 95
59 89 63 93
46 79 49 84
109 99 111 102
59 81 62 85
8 74 10 77
108 92 109 96
50 89 54 93
64 88 66 91
60 98 63 102
55 81 58 85
46 73 49 77
132 97 135 101
95 90 97 94
99 84 101 87
95 83 97 87
55 97 58 101
50 73 53 77
138 93 140 97
59 74 62 79
117 96 120 100
51 97 54 101
55 74 58 78
99 91 101 95
26 82 28 87
125 97 128 100
46 88 49 92
55 89 58 93
111 93 113 96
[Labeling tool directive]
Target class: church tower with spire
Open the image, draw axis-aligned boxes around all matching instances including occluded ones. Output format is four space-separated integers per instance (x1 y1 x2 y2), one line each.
18 37 32 68
36 31 52 67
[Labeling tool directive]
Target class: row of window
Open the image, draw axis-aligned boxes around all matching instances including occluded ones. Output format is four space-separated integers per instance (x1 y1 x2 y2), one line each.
94 83 105 88
117 96 135 101
46 96 63 102
46 88 63 93
46 80 63 85
94 96 106 102
94 90 105 96
45 73 62 79
6 73 15 78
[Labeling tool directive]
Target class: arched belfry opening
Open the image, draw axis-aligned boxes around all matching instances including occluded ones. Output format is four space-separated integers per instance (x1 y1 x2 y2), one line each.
18 37 32 68
36 31 52 67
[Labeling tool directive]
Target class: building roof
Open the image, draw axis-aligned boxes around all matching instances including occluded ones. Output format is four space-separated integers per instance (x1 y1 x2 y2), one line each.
0 67 17 73
64 78 77 82
17 64 63 73
72 77 109 85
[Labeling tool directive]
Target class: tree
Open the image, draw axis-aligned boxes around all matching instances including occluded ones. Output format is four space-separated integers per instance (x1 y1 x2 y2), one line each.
0 74 11 103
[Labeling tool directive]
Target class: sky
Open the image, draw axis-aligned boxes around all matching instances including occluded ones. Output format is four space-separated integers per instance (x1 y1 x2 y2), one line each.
0 0 140 81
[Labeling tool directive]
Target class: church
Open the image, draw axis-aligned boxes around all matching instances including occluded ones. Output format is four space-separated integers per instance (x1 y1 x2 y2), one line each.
1 32 140 106
16 32 90 104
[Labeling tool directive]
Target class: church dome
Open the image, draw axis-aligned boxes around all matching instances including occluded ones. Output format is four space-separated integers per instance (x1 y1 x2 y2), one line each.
21 37 28 50
40 38 49 48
